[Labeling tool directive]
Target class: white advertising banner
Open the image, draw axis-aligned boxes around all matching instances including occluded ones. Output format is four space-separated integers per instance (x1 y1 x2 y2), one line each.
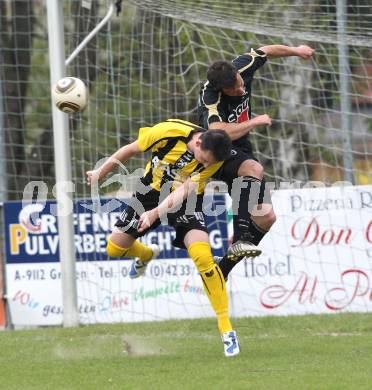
229 184 372 316
4 186 372 325
6 260 214 325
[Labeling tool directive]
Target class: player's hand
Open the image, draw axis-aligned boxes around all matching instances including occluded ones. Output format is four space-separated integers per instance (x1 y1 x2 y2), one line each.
138 208 159 232
86 169 100 186
296 45 314 60
252 114 272 127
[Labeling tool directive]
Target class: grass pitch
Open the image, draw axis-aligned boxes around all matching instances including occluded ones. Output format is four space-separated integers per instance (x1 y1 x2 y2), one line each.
1 313 371 390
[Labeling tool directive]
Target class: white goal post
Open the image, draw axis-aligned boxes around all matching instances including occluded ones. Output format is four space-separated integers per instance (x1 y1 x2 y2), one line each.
45 0 116 327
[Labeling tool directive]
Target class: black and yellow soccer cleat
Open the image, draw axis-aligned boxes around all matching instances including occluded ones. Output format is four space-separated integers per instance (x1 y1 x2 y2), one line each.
226 241 262 261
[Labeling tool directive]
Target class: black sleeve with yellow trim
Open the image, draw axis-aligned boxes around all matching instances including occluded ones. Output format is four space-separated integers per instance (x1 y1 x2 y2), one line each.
233 49 267 78
198 85 228 128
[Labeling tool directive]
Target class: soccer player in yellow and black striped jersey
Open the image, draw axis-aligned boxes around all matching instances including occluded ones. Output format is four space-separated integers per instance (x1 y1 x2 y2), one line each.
86 119 240 357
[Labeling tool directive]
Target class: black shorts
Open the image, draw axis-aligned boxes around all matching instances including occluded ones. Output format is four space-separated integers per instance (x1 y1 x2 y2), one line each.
114 189 208 249
213 143 258 187
212 143 268 205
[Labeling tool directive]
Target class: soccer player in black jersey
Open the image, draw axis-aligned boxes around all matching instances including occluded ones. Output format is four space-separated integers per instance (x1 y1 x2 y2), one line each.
198 44 314 279
86 119 240 356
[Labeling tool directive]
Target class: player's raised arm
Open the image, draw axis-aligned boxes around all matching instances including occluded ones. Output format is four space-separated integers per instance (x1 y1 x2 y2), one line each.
86 141 141 186
258 44 314 59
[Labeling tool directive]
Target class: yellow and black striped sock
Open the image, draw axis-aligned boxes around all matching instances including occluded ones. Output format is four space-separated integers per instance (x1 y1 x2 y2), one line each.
188 241 232 334
106 239 153 262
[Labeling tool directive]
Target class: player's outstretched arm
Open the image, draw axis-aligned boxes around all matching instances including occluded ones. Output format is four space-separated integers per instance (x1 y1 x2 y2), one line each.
137 179 197 232
258 44 314 60
86 141 141 186
209 114 272 140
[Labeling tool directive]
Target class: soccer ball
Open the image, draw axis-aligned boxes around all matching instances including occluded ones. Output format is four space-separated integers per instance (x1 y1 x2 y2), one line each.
52 77 87 113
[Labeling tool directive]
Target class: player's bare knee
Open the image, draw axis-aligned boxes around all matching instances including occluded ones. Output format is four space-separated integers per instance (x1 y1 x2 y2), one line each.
251 206 276 231
237 159 264 179
106 231 133 257
265 209 276 228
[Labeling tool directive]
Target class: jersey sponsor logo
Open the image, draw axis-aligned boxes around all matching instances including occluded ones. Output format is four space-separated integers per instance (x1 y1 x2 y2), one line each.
152 151 195 181
174 151 194 168
151 156 178 180
151 155 160 169
228 97 250 123
163 165 181 180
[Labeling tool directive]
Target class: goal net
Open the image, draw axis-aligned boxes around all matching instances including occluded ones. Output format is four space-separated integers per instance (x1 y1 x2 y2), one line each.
1 0 372 325
69 0 371 188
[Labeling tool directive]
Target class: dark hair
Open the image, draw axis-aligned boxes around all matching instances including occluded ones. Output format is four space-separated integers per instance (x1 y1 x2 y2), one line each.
207 60 237 90
200 129 231 161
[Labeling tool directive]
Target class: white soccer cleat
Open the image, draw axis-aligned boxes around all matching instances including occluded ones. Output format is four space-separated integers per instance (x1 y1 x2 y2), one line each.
226 240 262 261
129 244 160 279
222 330 240 357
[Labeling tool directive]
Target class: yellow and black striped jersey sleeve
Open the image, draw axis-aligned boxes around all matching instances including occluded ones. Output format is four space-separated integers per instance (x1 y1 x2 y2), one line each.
137 119 219 195
137 119 202 152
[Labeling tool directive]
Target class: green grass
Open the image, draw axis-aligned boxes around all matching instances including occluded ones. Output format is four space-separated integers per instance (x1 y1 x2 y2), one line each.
1 313 372 390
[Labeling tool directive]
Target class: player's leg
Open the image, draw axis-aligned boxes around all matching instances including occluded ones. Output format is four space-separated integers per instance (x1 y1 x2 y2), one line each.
215 151 276 279
213 148 269 249
171 198 239 356
184 229 240 356
185 230 231 333
230 158 275 244
107 231 160 278
107 230 154 260
236 158 276 244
